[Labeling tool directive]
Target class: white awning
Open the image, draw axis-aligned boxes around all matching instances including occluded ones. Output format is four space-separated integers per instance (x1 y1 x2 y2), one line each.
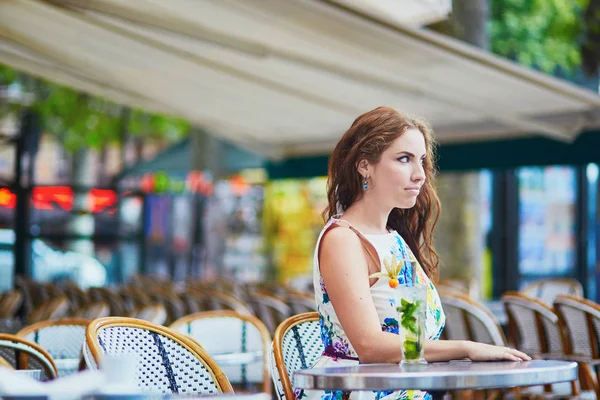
1 0 599 159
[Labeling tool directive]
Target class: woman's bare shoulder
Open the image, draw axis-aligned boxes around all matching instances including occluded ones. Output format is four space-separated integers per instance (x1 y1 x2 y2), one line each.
320 224 363 253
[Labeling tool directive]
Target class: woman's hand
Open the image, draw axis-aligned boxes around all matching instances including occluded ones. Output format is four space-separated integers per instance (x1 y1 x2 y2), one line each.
464 341 531 362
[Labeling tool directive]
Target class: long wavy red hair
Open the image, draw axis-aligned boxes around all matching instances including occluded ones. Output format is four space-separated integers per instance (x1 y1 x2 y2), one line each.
323 106 441 280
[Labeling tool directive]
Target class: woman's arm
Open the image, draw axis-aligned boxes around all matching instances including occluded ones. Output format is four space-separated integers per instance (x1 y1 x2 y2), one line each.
424 340 529 362
320 227 530 364
320 226 405 363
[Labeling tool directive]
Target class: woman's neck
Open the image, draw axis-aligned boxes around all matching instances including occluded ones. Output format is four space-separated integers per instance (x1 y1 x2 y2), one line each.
340 198 392 235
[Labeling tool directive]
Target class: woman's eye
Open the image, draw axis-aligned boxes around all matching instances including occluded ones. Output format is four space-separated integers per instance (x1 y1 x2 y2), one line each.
397 156 409 163
420 158 426 165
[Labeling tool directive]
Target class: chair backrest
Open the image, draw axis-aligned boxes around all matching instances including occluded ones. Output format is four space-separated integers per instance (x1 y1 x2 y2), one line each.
521 278 583 305
0 290 23 319
28 296 70 324
286 293 317 315
133 304 168 325
439 291 506 346
0 354 12 368
201 290 254 316
501 292 564 356
0 333 58 380
170 310 272 393
250 292 292 334
84 317 233 394
553 295 600 358
16 318 89 371
272 312 323 400
78 301 110 320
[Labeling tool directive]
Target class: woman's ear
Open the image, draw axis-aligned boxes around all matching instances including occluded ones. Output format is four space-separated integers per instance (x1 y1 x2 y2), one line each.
356 159 370 178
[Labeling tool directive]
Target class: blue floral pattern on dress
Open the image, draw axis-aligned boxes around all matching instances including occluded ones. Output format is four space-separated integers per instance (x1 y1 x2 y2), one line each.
381 318 399 334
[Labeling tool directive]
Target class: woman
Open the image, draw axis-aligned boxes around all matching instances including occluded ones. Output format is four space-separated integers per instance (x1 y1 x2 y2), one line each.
307 107 529 400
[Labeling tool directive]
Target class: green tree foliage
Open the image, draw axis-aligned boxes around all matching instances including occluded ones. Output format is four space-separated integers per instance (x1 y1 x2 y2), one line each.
490 0 589 75
582 0 600 75
0 63 190 151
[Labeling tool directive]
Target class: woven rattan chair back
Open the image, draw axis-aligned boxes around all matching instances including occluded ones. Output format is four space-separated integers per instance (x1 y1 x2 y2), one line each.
84 317 233 395
272 312 323 400
201 290 254 316
522 278 583 305
250 292 292 334
171 310 271 393
16 318 89 376
28 296 70 324
0 354 12 368
553 295 600 397
78 301 110 320
553 295 600 359
0 290 23 319
440 291 506 346
287 293 317 315
502 292 564 357
0 333 58 380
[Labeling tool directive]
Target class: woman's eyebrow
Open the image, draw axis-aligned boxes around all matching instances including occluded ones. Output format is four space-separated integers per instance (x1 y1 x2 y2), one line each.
395 151 426 158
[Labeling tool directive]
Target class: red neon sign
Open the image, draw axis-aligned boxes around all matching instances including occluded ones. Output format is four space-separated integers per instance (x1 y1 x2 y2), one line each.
32 186 73 210
0 188 16 208
88 189 117 213
0 187 117 213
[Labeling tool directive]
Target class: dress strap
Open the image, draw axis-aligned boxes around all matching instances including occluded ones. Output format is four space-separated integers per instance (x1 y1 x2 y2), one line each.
327 217 381 273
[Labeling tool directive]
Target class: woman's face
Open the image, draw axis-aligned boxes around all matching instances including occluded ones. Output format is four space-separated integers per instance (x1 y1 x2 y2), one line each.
363 129 427 209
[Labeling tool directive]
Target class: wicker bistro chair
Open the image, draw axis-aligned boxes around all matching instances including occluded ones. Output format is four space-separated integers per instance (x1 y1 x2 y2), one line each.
249 292 292 335
271 312 323 400
553 295 600 398
0 333 58 380
16 318 90 376
286 293 317 315
188 289 254 316
170 310 272 393
0 290 23 319
439 292 539 399
522 278 583 305
502 292 565 358
439 290 506 345
27 296 70 324
502 292 578 398
83 317 234 395
77 301 110 320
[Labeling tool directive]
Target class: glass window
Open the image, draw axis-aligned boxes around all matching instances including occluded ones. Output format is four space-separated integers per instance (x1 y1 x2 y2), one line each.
518 166 577 286
29 238 108 288
119 241 140 283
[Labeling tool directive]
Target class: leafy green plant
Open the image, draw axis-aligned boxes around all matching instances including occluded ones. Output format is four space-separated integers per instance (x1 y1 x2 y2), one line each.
0 64 190 151
490 0 589 75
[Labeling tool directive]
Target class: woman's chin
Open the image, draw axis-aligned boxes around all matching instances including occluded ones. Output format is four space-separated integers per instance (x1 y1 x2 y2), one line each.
396 199 418 209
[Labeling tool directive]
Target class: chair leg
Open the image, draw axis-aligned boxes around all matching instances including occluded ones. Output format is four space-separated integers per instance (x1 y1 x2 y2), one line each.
578 363 597 397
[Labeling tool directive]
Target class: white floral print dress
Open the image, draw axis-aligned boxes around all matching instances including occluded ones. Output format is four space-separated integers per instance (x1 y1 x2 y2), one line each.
301 217 446 400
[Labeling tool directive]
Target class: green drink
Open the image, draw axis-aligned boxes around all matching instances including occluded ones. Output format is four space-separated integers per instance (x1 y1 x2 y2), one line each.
396 284 427 365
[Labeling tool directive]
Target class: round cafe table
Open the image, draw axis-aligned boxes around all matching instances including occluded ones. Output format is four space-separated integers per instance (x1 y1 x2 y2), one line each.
294 360 578 400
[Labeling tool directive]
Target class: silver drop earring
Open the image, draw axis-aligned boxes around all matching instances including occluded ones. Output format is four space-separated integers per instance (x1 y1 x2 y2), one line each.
363 177 368 191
